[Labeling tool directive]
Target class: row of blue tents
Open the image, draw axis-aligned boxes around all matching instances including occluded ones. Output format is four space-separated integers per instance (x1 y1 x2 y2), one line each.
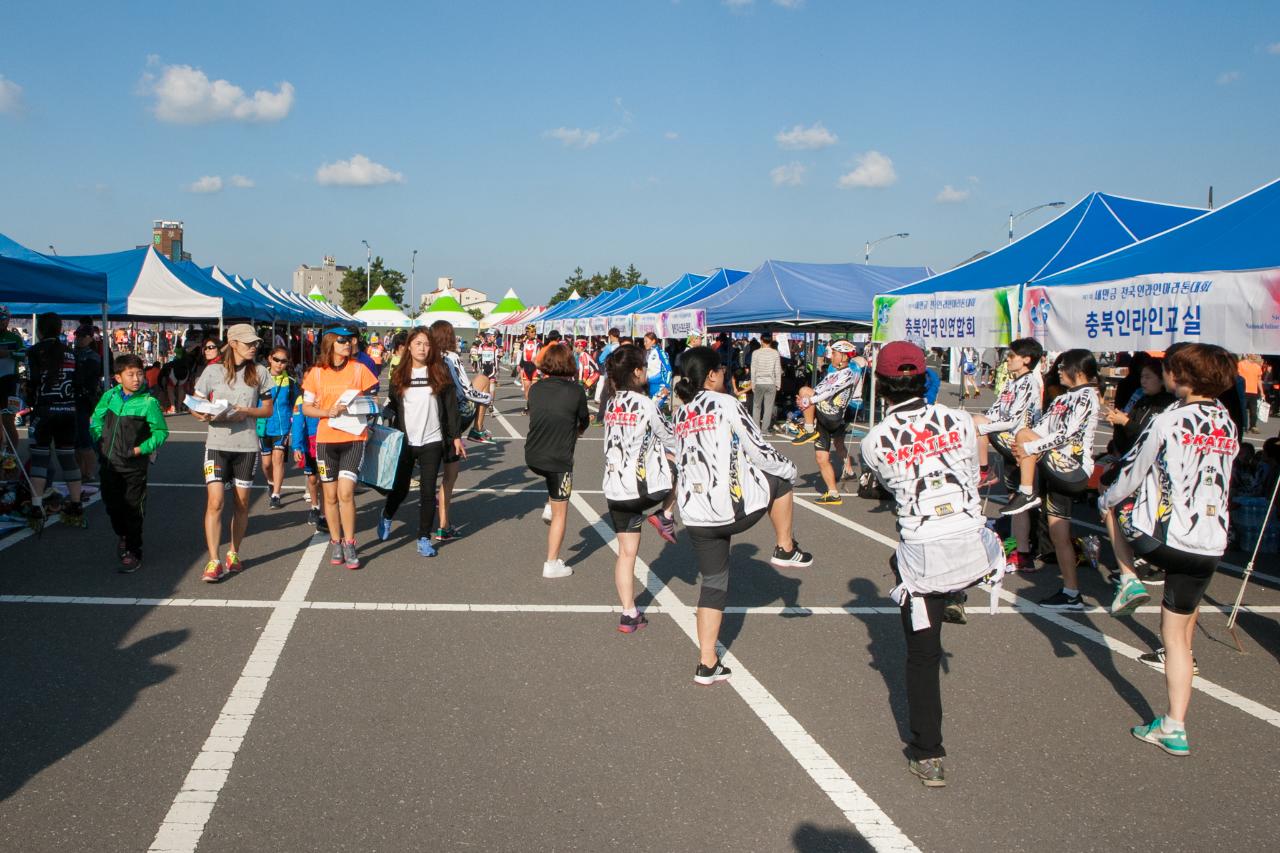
0 234 360 326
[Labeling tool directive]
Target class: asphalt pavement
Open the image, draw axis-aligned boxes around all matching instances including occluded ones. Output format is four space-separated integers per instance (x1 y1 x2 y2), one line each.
2 382 1278 853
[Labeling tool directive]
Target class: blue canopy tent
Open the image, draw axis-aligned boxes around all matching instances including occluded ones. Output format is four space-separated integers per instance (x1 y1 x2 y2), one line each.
633 268 749 337
873 192 1206 348
587 285 660 335
177 261 267 320
0 233 109 307
689 260 935 331
533 292 590 331
1026 176 1280 352
628 273 709 315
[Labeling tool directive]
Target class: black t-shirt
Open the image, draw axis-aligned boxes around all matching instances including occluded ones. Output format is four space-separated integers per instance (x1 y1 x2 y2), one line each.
524 377 589 472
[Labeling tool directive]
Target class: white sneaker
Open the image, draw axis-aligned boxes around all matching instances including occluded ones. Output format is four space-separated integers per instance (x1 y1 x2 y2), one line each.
542 559 572 579
541 503 553 524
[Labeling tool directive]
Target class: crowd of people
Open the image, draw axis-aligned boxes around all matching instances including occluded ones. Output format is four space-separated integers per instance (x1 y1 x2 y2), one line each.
1 301 1273 787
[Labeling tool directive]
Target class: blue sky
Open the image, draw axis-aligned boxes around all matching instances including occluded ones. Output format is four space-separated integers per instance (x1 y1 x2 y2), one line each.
2 0 1278 305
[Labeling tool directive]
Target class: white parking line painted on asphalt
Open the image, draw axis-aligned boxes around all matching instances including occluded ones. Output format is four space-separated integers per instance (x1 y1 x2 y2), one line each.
0 492 102 552
792 498 1280 730
147 533 330 853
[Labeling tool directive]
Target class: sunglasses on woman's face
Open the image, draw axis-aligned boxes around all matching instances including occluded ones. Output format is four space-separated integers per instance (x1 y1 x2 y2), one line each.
334 336 353 345
270 356 288 364
204 345 219 352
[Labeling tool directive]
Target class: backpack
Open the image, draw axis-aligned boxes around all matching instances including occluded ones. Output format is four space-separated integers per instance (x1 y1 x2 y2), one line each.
857 469 890 501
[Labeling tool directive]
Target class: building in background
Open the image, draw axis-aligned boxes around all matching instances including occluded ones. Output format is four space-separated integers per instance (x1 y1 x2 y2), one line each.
293 256 349 303
419 276 495 315
152 220 191 262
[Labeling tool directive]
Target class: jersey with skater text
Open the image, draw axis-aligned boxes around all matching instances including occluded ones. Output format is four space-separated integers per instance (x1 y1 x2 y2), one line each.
809 363 863 417
674 390 795 527
1024 385 1100 476
860 399 985 542
443 350 492 406
1100 400 1238 556
979 370 1041 436
603 390 676 502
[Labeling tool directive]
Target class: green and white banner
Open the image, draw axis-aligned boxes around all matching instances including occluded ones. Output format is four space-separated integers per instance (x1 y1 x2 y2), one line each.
872 287 1019 347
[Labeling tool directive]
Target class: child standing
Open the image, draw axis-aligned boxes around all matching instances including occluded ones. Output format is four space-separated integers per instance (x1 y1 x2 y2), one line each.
90 354 169 572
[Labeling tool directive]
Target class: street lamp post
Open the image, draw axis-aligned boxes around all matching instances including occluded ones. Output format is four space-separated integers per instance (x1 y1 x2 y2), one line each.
47 245 58 255
1008 201 1066 243
864 232 910 264
410 249 418 313
361 239 372 300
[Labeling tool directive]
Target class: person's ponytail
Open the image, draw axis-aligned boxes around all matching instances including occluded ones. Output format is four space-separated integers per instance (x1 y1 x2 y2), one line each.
674 377 696 404
675 346 720 403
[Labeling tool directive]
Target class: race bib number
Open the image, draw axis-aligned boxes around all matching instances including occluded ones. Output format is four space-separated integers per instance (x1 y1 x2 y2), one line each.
317 461 328 478
203 460 215 479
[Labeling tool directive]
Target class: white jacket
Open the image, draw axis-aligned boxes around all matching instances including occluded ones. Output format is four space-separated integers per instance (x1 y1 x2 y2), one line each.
603 390 676 502
443 351 492 406
674 390 796 527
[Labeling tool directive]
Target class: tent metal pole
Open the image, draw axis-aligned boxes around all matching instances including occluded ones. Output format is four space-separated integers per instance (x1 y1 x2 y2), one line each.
100 304 110 387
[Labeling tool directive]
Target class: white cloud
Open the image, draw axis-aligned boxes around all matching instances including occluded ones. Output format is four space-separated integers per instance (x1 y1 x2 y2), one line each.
186 175 223 194
770 162 806 187
0 75 23 115
936 184 970 203
142 63 294 124
315 154 405 186
544 127 602 148
1216 70 1241 85
773 0 804 7
1267 42 1280 55
837 150 897 189
664 131 679 140
775 121 837 150
229 174 254 188
723 0 753 7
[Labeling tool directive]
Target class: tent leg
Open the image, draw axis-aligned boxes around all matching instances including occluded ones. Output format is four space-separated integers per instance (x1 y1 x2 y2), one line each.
100 304 110 387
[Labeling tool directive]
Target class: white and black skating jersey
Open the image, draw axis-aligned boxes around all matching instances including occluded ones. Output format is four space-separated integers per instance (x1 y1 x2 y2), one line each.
674 389 796 527
1024 384 1099 476
443 351 492 406
602 390 676 502
860 399 985 542
1100 400 1238 556
979 370 1041 437
810 363 863 417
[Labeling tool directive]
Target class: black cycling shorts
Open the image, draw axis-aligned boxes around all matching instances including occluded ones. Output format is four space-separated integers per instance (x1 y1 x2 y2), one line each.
1037 459 1088 519
0 374 17 406
204 449 258 489
1127 534 1219 615
480 361 497 379
519 360 537 381
316 441 366 484
30 412 77 449
607 491 669 533
259 434 287 455
530 466 572 501
814 409 849 453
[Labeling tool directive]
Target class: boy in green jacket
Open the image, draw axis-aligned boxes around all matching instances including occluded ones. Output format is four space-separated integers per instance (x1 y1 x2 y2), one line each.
90 354 168 572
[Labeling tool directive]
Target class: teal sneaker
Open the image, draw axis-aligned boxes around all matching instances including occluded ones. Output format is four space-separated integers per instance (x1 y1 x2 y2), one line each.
1131 717 1189 756
1110 576 1150 616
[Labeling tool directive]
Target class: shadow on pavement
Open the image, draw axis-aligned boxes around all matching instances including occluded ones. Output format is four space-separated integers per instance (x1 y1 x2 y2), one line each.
791 821 875 852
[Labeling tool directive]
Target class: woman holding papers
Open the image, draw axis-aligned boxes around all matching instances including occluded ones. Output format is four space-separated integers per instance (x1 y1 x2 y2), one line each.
301 327 379 570
190 325 276 583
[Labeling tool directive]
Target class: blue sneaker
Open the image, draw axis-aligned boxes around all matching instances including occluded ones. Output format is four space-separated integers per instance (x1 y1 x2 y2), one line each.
377 515 392 542
417 537 437 558
1131 717 1189 756
1110 576 1150 616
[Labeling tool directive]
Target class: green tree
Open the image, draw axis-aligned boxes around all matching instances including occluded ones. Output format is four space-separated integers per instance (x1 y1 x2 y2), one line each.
623 263 647 287
605 265 625 292
467 307 484 321
548 264 647 305
338 257 407 312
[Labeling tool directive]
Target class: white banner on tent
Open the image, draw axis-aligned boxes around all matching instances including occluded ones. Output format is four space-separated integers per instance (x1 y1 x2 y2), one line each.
607 314 631 336
872 287 1019 348
1020 269 1280 352
589 316 608 336
633 313 660 337
659 308 705 339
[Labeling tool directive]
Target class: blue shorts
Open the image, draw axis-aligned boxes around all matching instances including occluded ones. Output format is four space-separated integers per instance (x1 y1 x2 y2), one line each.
259 434 288 455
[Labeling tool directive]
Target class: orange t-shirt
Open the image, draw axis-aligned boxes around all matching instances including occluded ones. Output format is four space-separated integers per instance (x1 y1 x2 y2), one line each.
302 360 379 444
1238 359 1263 395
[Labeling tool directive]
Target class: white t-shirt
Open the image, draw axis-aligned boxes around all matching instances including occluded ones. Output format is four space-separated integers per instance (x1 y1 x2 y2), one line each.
402 367 442 447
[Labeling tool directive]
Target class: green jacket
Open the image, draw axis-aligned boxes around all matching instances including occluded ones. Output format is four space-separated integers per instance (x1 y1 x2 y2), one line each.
90 385 169 469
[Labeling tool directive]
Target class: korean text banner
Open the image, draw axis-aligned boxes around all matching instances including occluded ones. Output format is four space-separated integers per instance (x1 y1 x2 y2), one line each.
872 287 1017 347
659 308 706 339
1020 270 1280 351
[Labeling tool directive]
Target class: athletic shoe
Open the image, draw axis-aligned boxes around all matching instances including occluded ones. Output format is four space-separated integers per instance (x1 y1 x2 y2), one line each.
977 468 1001 489
60 501 86 528
790 428 819 446
416 537 437 558
541 503 553 524
316 512 329 534
1110 576 1150 616
1138 647 1200 676
269 494 283 510
307 507 321 528
25 505 46 533
1001 492 1041 516
224 551 244 575
201 560 228 583
618 612 649 634
909 757 946 787
542 559 572 579
432 526 459 542
771 541 814 568
1006 550 1038 574
1136 560 1165 585
942 592 968 625
1131 717 1190 757
521 408 529 416
647 512 677 544
329 540 344 566
467 428 496 445
1039 589 1084 611
116 536 129 560
694 660 732 685
377 515 392 542
119 551 141 574
815 492 843 506
342 540 360 570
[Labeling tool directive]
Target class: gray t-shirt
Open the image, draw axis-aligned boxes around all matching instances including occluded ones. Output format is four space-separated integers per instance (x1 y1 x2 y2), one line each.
194 362 275 452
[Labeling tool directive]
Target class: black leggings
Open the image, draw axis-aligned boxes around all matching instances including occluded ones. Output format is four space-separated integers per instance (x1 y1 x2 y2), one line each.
686 475 791 611
1131 537 1219 615
383 441 444 538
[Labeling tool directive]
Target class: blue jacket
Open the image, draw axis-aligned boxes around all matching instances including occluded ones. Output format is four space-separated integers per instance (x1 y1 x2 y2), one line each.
646 346 671 397
257 373 299 439
289 394 320 455
924 367 941 405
